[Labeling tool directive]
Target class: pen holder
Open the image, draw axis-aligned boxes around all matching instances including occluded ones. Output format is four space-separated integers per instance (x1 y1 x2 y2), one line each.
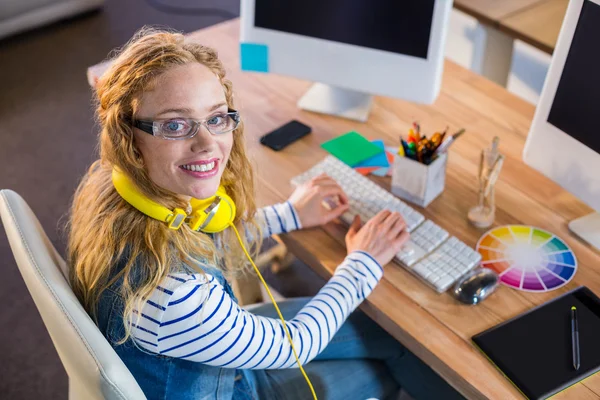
391 153 448 207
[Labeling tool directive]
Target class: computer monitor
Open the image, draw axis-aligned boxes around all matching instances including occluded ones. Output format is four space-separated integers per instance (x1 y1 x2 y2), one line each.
524 0 600 250
240 0 452 121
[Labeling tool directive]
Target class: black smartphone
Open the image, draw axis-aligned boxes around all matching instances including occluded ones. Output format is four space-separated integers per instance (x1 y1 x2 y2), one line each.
259 120 311 151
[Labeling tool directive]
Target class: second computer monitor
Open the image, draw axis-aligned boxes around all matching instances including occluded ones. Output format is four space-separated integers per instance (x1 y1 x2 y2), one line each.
240 0 452 121
524 0 600 250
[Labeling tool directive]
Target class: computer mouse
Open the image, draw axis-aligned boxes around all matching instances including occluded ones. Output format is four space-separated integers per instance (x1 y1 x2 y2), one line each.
453 268 499 305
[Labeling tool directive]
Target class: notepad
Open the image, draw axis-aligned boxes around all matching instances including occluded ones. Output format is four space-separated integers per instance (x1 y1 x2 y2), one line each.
321 131 383 167
355 140 390 169
370 150 394 176
472 286 600 399
355 167 379 176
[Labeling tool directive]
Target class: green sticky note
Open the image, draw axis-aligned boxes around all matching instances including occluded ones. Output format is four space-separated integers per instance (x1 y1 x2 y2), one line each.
321 131 384 167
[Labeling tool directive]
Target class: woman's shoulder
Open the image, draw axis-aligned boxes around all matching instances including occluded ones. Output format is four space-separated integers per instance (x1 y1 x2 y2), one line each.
158 265 239 307
103 247 236 307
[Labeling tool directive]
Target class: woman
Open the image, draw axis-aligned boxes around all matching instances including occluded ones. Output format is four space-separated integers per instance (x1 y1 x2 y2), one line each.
68 27 463 400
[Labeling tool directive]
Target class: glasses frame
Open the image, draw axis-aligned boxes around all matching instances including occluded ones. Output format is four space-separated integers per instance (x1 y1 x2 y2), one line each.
131 108 241 140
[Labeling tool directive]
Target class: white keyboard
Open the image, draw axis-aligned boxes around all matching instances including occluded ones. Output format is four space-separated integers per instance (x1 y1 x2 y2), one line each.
291 156 481 293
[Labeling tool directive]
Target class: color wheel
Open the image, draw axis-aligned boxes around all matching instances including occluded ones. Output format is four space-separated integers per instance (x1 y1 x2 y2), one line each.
476 225 577 292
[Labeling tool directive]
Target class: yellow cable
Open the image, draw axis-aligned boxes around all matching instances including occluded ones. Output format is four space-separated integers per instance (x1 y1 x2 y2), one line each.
229 223 318 400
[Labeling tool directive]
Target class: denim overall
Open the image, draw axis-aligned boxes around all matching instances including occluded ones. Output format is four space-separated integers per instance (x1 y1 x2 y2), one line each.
96 254 244 400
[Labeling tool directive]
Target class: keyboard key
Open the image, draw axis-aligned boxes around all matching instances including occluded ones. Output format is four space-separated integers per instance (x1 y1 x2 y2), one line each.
397 241 427 267
413 262 430 278
448 268 462 280
435 275 455 292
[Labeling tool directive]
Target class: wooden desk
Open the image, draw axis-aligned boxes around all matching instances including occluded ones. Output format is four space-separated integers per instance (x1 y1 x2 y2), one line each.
499 0 568 55
454 0 544 26
89 19 600 399
191 20 600 399
455 0 567 55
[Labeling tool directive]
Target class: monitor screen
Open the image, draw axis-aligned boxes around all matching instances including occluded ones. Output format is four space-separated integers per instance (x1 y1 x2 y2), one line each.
254 0 435 59
547 0 600 154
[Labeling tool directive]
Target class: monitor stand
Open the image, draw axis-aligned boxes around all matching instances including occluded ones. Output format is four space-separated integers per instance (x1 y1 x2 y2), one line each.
569 212 600 251
297 83 373 122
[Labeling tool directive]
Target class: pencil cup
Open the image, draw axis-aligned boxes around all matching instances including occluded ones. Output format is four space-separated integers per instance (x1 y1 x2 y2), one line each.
391 153 447 207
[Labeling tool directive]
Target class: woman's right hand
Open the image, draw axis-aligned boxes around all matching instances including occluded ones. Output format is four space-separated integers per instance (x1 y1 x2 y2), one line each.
345 210 410 267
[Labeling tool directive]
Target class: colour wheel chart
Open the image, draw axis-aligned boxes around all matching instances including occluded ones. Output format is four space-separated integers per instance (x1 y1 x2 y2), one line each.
476 225 577 292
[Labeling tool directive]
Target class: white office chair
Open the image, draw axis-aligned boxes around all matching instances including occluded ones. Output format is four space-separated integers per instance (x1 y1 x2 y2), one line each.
0 189 147 400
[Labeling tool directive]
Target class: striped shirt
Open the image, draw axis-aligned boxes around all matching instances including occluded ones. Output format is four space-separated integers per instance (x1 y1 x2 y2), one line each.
131 201 383 369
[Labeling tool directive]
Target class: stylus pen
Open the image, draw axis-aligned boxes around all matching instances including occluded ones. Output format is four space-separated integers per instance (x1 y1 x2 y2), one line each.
571 306 580 371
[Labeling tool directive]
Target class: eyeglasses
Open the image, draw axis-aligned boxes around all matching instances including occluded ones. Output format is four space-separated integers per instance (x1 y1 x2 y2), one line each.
131 109 241 140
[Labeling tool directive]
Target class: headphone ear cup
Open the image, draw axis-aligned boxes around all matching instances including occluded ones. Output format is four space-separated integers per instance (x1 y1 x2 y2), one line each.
201 193 236 233
190 186 236 233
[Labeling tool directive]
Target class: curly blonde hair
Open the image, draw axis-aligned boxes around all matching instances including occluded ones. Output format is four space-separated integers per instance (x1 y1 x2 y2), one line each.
67 27 262 341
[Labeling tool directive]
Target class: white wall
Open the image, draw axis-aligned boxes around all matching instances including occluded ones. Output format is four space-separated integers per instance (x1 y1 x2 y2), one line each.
506 40 552 105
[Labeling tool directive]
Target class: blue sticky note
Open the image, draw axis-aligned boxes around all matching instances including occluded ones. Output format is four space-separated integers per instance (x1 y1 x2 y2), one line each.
355 140 390 168
240 43 269 72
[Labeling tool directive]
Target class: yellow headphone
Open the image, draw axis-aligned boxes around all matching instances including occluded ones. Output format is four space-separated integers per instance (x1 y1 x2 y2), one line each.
111 167 318 399
112 167 235 233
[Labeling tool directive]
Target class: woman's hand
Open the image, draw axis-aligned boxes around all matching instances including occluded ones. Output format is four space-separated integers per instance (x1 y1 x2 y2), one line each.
345 210 410 267
288 173 350 229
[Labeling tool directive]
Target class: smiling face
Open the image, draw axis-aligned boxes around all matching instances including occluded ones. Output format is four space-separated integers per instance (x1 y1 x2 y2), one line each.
133 62 233 201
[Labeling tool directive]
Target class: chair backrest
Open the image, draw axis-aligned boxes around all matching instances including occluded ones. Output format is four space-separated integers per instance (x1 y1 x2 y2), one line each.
0 189 147 400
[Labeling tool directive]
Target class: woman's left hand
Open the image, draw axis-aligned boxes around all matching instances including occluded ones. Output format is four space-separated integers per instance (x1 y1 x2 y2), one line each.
288 173 350 229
